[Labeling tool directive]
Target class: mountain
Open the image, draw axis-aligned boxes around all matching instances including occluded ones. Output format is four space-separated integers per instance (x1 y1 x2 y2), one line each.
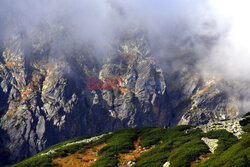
0 25 249 165
9 114 250 167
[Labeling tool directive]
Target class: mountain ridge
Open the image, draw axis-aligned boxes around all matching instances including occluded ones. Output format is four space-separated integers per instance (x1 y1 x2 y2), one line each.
8 113 250 167
0 25 249 165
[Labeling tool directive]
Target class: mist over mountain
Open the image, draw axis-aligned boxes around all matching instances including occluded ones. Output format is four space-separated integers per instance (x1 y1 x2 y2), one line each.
0 0 250 166
1 0 250 75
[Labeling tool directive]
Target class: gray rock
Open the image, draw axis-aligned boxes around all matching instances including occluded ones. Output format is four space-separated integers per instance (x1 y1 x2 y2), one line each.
163 161 170 167
0 27 249 166
36 116 45 140
201 137 218 153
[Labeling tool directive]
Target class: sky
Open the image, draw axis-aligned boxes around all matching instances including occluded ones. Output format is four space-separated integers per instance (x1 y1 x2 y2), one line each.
205 0 250 79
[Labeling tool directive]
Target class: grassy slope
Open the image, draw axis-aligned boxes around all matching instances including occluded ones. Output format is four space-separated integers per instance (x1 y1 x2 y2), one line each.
9 122 250 167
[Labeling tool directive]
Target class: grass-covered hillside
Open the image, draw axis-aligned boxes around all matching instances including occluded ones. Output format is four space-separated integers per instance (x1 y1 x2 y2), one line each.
9 116 250 167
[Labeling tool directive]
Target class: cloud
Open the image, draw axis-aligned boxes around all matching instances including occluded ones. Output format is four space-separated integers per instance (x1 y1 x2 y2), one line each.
0 0 249 81
200 0 250 80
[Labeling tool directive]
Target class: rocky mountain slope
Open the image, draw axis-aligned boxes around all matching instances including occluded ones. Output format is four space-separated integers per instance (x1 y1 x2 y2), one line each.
0 25 249 165
10 114 250 167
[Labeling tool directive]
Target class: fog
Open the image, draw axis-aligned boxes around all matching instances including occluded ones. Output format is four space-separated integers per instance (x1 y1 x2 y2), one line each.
0 0 250 81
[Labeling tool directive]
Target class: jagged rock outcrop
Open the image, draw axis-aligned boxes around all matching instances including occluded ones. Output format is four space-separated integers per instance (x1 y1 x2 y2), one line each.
0 28 170 165
196 118 245 139
97 34 168 127
0 25 249 165
165 58 250 126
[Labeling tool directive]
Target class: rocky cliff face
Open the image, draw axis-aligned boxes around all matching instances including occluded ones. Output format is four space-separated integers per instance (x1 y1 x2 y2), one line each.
166 66 250 125
0 27 169 165
0 26 248 165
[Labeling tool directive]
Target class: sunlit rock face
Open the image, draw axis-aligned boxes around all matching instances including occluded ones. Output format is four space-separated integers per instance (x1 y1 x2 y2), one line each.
165 59 250 125
0 27 170 164
0 25 249 165
98 33 168 127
